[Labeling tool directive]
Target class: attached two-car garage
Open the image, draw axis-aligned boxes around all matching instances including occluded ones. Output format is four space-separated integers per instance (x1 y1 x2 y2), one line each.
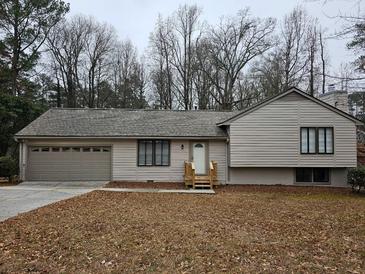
27 146 111 181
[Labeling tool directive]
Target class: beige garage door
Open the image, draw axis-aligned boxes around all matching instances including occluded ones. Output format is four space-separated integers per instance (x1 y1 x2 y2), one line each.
27 146 111 181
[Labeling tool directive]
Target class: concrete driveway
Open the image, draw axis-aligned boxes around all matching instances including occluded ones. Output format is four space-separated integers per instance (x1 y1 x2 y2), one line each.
0 181 107 222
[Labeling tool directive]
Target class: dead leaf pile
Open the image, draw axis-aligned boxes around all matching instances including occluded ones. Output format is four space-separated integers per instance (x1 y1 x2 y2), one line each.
0 188 364 273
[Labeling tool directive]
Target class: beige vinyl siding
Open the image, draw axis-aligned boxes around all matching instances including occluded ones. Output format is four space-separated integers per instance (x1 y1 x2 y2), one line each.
112 140 137 180
112 140 189 182
24 138 227 182
208 140 227 182
230 93 357 167
113 139 227 182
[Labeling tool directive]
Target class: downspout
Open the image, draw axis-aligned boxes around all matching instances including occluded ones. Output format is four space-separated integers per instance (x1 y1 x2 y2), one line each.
14 136 24 181
225 126 230 185
14 136 21 180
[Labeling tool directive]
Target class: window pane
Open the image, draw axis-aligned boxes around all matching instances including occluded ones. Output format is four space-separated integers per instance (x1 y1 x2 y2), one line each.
62 147 70 152
301 128 308 153
296 168 313 182
308 128 316 153
41 147 50 152
155 141 162 165
326 128 333 153
313 168 329 182
145 141 153 166
72 147 81 152
138 142 146 166
162 141 169 166
318 128 325 153
83 147 91 152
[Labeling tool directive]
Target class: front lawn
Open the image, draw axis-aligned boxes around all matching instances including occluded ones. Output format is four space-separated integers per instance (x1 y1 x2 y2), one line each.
0 188 364 273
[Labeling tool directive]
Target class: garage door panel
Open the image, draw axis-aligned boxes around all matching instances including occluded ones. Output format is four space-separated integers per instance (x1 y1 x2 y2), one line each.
27 147 111 181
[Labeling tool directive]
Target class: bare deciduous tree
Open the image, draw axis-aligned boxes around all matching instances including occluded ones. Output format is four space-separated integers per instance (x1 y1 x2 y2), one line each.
319 29 326 94
47 15 146 108
83 20 115 107
199 9 276 110
248 7 328 98
307 20 319 96
47 16 90 107
111 40 147 108
169 4 202 110
281 7 310 91
149 15 174 109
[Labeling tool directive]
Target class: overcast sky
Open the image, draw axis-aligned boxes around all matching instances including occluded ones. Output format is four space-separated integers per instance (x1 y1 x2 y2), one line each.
68 0 362 74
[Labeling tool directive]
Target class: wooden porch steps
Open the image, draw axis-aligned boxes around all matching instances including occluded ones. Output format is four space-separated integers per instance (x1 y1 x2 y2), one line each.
194 176 212 188
184 161 218 189
194 184 212 189
195 176 210 181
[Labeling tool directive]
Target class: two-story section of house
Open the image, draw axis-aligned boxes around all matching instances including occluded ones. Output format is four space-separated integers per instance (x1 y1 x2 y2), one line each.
218 88 362 186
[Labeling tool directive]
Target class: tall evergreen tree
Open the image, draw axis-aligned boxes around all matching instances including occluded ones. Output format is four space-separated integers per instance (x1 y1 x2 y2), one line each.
0 0 69 96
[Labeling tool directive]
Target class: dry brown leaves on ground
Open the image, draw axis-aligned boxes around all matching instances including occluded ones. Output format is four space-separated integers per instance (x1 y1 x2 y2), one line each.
0 188 365 273
105 181 186 189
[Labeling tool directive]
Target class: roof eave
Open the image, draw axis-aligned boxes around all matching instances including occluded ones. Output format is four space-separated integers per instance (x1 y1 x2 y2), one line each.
15 135 229 140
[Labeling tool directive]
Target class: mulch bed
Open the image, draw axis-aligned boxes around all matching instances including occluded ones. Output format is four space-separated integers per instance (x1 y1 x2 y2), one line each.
105 181 186 189
0 189 364 273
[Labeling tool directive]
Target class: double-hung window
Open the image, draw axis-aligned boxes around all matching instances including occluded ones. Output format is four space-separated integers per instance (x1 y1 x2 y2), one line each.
301 127 316 154
300 127 333 154
138 140 170 166
317 128 333 154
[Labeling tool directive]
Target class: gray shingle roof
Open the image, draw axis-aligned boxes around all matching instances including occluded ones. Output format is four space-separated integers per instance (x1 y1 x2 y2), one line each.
16 108 236 138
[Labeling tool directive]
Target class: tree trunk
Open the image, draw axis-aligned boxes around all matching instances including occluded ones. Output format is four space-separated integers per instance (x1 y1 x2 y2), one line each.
319 31 326 94
11 26 20 96
56 77 61 107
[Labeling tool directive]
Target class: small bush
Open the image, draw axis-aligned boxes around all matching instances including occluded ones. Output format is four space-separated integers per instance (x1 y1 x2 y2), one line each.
347 167 365 192
0 156 17 178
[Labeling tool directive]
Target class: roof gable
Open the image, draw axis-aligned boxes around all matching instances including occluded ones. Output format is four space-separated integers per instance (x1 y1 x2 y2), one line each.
217 87 363 126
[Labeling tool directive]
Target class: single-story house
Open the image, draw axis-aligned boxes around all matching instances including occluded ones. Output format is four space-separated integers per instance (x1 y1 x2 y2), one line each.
15 87 363 187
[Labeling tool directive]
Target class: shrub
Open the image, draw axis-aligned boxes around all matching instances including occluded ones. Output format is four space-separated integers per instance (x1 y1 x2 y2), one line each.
0 156 17 178
347 167 365 192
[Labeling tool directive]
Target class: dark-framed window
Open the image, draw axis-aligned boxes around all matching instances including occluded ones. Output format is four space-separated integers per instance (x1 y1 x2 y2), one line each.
301 127 316 154
138 140 170 166
300 127 334 154
296 168 330 183
318 128 334 154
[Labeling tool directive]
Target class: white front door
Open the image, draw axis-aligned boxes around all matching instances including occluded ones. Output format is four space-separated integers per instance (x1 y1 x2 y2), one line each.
193 143 206 174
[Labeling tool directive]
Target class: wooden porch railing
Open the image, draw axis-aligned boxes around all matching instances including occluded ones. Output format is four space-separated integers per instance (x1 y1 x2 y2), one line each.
184 161 196 188
184 160 217 189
